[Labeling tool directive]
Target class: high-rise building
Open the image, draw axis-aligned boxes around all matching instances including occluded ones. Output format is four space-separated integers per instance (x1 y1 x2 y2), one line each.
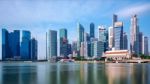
2 29 10 60
112 14 118 26
90 22 95 38
59 28 68 57
20 30 31 60
77 23 84 53
47 30 57 59
80 42 84 57
2 29 20 60
130 15 140 55
31 38 38 60
9 30 20 58
123 32 128 50
90 38 98 57
98 26 108 51
108 26 114 50
143 36 149 55
139 32 143 54
72 41 78 57
114 22 123 50
84 32 90 42
93 41 104 58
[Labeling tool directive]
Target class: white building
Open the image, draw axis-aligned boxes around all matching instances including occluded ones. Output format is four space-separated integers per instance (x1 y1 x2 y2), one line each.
108 26 114 50
103 50 130 60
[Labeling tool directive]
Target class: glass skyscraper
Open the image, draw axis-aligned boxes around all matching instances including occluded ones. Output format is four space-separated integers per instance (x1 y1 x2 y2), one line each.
90 22 95 38
77 23 84 53
130 15 140 55
47 30 57 59
93 41 104 58
98 26 108 51
2 29 20 60
20 30 31 60
114 22 123 50
9 30 20 58
123 32 128 50
31 38 38 60
59 28 68 57
2 29 10 60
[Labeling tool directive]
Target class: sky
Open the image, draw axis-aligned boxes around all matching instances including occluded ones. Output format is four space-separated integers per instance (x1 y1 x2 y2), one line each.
0 0 150 60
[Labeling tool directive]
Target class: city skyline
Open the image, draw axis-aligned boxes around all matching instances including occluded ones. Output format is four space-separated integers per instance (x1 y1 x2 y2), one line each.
0 0 150 60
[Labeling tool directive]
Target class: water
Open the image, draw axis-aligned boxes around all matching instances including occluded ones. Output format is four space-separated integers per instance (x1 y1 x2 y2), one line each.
0 62 150 84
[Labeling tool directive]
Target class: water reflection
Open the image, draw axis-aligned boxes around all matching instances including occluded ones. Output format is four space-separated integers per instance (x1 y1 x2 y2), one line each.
0 63 150 84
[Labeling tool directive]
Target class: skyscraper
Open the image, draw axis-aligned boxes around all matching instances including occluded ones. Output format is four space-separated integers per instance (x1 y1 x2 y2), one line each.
123 32 128 50
130 15 140 55
47 30 57 59
114 22 123 50
77 23 84 54
90 22 95 38
2 29 10 60
2 29 20 60
31 38 38 60
108 26 114 50
9 30 20 58
143 36 149 55
139 32 143 54
98 26 108 51
20 30 31 60
59 28 68 57
112 14 118 26
93 41 104 58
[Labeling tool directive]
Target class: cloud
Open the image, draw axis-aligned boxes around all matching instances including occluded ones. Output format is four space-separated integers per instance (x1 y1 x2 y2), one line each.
0 0 101 25
116 3 150 18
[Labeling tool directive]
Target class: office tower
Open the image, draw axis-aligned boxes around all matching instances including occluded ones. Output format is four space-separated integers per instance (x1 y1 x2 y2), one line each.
112 14 118 26
143 36 149 55
31 38 38 60
108 26 114 50
98 26 108 51
72 41 78 57
90 22 95 38
59 28 68 57
123 32 128 50
47 30 57 59
80 42 84 57
67 44 72 55
114 22 123 50
130 15 140 55
84 32 90 42
9 30 20 59
2 29 10 60
139 32 143 54
93 41 104 58
20 30 31 60
2 29 20 60
90 38 98 57
77 23 84 53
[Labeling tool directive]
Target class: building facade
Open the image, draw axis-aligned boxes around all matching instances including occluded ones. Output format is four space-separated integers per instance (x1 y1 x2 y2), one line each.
47 30 57 59
31 38 38 60
130 15 140 55
143 36 149 55
114 22 123 50
77 23 84 55
20 30 31 60
90 22 95 38
59 28 68 57
123 32 128 50
98 26 108 51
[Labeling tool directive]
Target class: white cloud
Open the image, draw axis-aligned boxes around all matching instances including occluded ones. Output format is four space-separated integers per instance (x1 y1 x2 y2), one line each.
0 0 101 25
116 3 150 18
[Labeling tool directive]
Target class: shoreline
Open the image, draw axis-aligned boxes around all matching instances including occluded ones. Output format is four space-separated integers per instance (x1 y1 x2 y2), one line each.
0 59 150 63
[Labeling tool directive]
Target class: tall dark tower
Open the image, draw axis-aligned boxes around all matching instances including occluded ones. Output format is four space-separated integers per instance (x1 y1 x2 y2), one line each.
90 23 95 38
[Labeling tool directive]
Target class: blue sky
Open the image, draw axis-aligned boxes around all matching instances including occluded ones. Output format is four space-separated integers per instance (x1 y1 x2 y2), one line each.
0 0 150 59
